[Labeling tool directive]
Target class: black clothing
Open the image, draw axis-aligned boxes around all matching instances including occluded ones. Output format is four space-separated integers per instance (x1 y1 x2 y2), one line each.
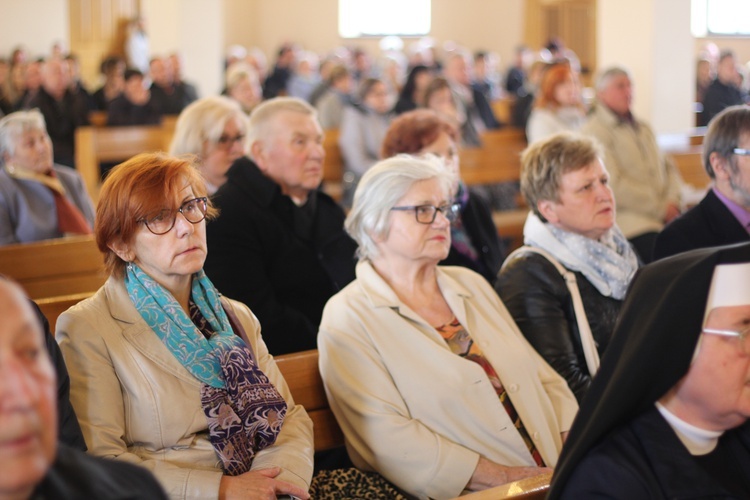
562 407 750 499
27 88 89 168
205 157 357 355
442 193 504 285
392 96 418 115
106 95 162 126
33 444 167 499
33 301 87 451
512 89 535 131
263 65 292 99
149 82 197 115
655 189 749 260
471 85 501 129
496 252 621 402
628 231 658 264
548 242 750 499
702 79 745 125
505 67 525 96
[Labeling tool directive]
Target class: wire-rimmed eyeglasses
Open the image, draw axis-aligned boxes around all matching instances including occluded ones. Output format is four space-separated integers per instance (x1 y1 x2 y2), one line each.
390 203 461 224
138 197 208 235
703 326 750 355
732 148 750 157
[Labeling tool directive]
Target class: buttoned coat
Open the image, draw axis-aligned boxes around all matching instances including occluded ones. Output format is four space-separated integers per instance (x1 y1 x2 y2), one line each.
318 262 578 499
57 277 314 500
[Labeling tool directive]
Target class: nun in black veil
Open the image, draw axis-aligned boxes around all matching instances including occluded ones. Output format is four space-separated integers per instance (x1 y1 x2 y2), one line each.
549 242 750 499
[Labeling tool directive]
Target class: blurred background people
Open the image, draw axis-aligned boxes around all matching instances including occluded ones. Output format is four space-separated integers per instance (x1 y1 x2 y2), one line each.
526 64 585 143
169 95 248 195
497 133 638 402
315 64 354 129
392 64 432 115
0 110 94 245
91 55 125 111
224 62 262 115
107 68 161 126
702 50 746 126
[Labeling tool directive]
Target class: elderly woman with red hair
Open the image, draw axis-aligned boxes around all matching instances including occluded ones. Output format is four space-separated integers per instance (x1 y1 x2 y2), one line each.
381 108 505 284
526 64 585 144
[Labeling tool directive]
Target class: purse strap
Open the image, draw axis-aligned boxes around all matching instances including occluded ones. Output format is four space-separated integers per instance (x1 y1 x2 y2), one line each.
502 246 600 376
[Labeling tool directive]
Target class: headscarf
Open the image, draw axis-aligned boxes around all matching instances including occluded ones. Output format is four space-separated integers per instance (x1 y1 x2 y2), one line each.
548 242 750 498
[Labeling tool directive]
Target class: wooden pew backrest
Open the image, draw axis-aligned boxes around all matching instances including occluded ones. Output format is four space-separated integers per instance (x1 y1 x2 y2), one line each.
75 125 172 202
0 235 107 299
37 292 94 332
274 349 344 452
460 128 527 186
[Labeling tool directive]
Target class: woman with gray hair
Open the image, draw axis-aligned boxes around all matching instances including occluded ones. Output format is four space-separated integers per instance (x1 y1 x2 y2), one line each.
0 109 95 245
496 132 638 403
169 95 248 195
318 155 577 499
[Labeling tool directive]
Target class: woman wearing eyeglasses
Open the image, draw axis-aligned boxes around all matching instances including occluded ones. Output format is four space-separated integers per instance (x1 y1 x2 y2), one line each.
56 153 314 500
170 96 248 195
318 155 578 499
381 108 505 284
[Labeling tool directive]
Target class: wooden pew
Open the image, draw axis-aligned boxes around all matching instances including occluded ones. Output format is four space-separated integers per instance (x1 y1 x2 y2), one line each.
37 292 94 332
274 349 344 452
75 125 172 202
322 128 344 201
491 97 516 125
0 235 106 300
459 128 526 186
453 471 552 500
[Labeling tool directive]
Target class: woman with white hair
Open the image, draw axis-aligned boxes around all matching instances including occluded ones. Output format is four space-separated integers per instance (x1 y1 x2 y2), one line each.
318 155 578 499
169 95 248 195
0 109 94 245
224 63 263 115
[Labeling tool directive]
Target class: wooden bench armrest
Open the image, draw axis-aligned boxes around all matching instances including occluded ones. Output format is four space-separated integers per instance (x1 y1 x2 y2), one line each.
452 471 552 500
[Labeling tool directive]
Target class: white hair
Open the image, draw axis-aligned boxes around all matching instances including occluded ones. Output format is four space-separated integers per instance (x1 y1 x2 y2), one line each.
345 155 456 261
246 97 318 160
169 96 247 157
0 109 48 160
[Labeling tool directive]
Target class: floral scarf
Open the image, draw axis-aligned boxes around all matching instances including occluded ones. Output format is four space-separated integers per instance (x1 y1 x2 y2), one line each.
125 263 287 475
523 212 638 300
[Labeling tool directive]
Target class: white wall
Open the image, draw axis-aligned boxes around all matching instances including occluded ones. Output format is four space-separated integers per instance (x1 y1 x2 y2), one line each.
0 0 68 59
598 0 694 133
142 0 224 97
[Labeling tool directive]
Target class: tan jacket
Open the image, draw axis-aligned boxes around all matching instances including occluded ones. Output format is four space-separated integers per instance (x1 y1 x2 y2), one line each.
318 262 578 500
583 104 683 238
57 277 314 500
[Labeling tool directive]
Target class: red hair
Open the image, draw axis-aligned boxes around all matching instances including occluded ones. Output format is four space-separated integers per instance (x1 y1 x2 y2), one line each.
95 152 217 278
381 109 459 159
535 63 579 110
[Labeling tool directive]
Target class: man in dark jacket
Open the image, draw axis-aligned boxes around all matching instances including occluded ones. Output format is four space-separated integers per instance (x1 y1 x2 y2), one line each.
26 58 89 167
205 97 357 355
655 105 750 259
702 50 746 125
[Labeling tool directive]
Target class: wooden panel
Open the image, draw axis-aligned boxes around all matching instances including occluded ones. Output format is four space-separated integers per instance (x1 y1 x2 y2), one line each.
37 292 94 333
274 349 345 452
459 128 527 186
453 471 552 500
493 209 530 253
668 148 709 190
0 235 107 300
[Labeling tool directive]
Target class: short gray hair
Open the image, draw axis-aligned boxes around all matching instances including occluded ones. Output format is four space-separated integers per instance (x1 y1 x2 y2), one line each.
595 66 631 92
0 109 48 160
225 63 259 91
246 97 318 159
345 155 455 261
169 96 247 156
703 105 750 179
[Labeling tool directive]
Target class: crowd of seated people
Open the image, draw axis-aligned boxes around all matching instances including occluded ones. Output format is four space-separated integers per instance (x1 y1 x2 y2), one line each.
3 36 750 500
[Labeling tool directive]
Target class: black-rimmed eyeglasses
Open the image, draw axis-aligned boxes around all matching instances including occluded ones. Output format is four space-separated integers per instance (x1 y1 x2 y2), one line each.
138 197 208 235
703 326 750 356
390 203 461 224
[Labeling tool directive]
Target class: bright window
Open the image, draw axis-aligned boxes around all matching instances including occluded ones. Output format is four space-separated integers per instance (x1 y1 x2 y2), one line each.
339 0 431 38
692 0 750 37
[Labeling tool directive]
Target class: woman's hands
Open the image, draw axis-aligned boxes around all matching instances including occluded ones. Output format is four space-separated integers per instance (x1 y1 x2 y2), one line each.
466 456 552 491
219 467 310 500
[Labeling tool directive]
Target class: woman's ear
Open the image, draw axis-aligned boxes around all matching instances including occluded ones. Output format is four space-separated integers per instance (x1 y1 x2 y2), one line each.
108 238 135 263
537 199 559 224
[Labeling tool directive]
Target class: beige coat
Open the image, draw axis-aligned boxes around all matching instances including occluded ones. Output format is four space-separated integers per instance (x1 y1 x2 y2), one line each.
583 104 683 238
57 277 314 500
318 262 578 500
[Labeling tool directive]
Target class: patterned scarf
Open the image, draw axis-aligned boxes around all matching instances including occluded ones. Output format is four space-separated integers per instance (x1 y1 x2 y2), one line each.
524 212 638 300
125 264 287 475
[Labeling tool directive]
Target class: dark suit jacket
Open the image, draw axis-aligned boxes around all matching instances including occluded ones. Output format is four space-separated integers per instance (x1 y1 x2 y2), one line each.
205 157 357 355
27 88 89 168
34 444 167 499
654 189 749 260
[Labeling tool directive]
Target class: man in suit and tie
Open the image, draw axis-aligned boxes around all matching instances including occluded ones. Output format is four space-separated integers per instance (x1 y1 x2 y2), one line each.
655 105 750 259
